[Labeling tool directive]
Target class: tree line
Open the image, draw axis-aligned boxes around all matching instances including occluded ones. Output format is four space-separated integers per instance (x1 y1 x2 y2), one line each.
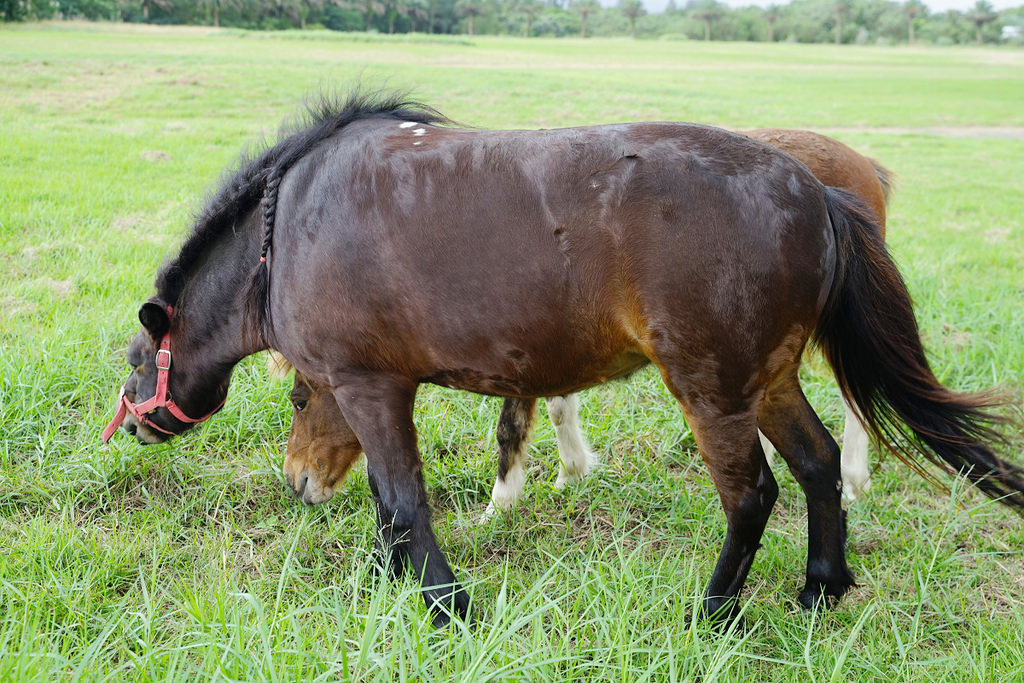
2 0 1021 46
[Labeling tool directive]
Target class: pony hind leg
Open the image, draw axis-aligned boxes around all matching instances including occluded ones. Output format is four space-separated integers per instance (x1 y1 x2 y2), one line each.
694 409 777 621
547 394 599 488
840 394 871 500
661 384 778 622
758 375 856 609
483 397 537 518
760 388 872 502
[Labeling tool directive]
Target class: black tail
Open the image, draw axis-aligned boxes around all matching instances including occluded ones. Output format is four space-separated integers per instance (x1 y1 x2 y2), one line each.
814 187 1024 509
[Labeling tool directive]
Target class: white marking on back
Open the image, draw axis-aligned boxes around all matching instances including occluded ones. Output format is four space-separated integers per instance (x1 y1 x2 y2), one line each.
399 121 418 128
549 394 598 488
413 128 426 136
413 141 422 146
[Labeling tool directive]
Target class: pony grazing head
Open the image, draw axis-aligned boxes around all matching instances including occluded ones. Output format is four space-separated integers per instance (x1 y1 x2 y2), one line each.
268 352 363 505
102 302 228 444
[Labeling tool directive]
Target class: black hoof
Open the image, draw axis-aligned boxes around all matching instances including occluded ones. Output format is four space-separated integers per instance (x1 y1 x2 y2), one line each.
371 542 405 581
427 586 472 628
699 595 744 630
798 581 850 611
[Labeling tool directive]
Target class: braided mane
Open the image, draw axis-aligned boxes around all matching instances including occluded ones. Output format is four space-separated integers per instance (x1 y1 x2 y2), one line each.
153 89 450 339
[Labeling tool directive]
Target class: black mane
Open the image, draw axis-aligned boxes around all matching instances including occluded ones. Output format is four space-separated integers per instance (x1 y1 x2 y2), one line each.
153 89 450 308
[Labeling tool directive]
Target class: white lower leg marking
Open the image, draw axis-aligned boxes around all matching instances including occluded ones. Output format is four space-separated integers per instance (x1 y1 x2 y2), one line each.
483 458 526 520
490 460 526 508
548 394 598 488
840 396 871 500
759 429 776 466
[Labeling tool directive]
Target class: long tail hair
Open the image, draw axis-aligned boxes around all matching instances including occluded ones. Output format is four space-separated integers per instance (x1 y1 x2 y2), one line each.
814 187 1024 508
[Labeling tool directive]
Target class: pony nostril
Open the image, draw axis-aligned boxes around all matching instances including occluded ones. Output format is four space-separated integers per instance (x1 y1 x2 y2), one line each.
126 423 137 436
294 472 308 497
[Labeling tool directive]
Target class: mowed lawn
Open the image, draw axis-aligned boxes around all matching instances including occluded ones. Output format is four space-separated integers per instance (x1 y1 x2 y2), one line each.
2 23 1023 681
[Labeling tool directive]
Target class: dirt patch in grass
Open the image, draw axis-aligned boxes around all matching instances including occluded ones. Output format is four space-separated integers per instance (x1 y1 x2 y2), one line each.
984 227 1011 244
0 296 34 318
827 125 1024 139
939 322 975 351
11 61 187 111
38 277 74 299
140 150 171 163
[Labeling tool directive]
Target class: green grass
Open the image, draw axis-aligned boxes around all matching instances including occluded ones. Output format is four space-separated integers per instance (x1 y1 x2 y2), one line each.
2 23 1023 681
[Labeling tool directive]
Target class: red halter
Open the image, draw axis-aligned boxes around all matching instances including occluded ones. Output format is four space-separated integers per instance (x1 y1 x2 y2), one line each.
101 307 225 442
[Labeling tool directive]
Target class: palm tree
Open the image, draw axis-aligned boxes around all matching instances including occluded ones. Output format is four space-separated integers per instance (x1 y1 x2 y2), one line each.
516 0 541 37
691 0 723 42
297 0 322 28
764 4 780 42
383 0 407 33
199 0 240 26
834 0 850 44
139 0 171 21
455 0 482 35
903 0 925 44
571 0 599 38
266 0 302 24
965 0 996 44
352 0 384 29
406 0 427 31
426 0 437 32
619 0 644 39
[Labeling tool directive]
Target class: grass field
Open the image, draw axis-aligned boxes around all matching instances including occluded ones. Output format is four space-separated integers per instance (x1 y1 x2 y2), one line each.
2 22 1024 681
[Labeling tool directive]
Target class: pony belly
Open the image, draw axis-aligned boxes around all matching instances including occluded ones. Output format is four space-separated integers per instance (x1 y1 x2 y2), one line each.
422 348 649 398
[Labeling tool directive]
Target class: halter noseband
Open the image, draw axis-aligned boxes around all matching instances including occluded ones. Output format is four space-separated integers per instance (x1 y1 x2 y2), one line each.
101 306 225 442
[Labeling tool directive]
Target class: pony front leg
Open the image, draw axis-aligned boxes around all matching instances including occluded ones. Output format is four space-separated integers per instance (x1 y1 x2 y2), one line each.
332 376 470 627
366 466 408 580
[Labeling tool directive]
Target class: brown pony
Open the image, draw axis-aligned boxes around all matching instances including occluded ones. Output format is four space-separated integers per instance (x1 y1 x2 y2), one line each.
274 129 895 510
104 91 1021 627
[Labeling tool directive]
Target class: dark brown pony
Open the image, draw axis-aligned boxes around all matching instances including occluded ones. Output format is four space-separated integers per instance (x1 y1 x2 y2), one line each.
273 129 895 509
105 91 1022 627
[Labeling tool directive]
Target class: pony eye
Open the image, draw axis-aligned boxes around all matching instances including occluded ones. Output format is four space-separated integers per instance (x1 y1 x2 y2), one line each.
293 400 308 412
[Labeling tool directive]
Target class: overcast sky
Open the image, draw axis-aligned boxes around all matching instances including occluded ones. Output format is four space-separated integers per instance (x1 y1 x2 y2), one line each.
637 0 1021 12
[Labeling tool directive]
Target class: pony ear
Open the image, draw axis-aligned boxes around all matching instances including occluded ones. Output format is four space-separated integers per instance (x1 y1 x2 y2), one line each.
139 302 170 339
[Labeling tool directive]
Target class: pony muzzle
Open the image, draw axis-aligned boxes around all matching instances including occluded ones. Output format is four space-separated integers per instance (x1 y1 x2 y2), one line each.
101 386 179 443
101 331 226 443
